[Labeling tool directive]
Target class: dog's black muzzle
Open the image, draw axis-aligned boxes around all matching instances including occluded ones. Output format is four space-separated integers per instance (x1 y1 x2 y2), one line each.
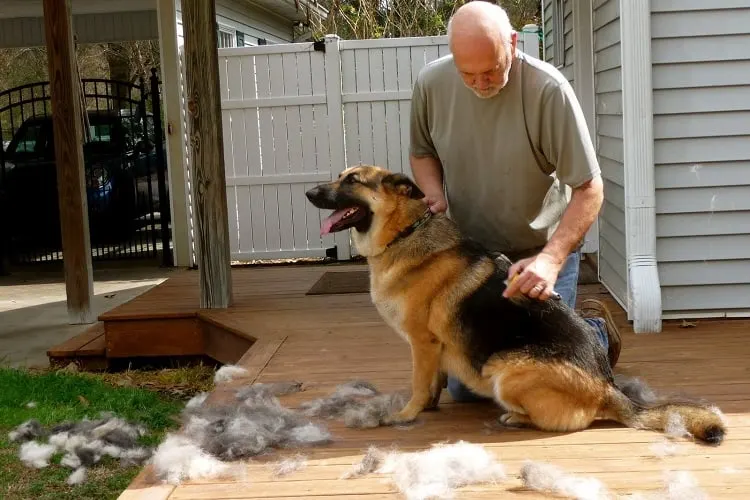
305 185 337 210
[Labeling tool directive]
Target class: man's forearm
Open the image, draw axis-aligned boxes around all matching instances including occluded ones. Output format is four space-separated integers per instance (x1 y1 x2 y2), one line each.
541 175 604 264
410 154 444 197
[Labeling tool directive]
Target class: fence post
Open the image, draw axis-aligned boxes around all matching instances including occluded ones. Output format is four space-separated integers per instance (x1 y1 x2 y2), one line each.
323 34 352 260
150 68 174 267
521 24 541 60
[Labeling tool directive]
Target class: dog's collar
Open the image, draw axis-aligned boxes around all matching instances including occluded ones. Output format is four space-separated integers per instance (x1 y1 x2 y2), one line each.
385 208 433 249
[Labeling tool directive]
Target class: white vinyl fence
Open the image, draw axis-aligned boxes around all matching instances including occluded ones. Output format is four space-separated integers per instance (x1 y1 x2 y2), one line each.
192 32 538 262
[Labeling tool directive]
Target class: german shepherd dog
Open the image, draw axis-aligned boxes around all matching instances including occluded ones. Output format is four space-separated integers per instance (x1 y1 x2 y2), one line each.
305 165 726 445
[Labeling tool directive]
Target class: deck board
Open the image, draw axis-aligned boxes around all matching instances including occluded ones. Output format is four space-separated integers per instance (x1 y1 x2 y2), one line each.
114 264 750 499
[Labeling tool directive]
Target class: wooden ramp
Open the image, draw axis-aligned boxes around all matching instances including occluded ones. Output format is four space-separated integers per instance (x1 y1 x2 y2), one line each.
111 264 750 499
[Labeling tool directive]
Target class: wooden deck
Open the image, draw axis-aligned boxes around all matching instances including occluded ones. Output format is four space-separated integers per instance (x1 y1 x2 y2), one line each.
115 264 750 499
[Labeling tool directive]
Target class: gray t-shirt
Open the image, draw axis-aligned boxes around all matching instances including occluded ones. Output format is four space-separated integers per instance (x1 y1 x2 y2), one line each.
409 50 600 257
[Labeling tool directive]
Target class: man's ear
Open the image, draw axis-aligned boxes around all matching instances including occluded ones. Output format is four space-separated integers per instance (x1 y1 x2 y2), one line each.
383 173 425 200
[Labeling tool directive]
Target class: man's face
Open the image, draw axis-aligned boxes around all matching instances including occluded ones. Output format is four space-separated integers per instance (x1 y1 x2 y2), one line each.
452 32 517 99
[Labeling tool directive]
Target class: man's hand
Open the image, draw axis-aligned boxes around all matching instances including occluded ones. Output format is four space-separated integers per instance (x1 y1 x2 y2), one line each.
503 252 564 301
423 193 448 213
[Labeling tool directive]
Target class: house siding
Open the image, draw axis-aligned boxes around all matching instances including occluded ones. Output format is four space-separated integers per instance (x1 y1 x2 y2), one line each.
543 0 574 84
175 0 294 47
651 0 750 315
0 11 159 48
592 0 627 307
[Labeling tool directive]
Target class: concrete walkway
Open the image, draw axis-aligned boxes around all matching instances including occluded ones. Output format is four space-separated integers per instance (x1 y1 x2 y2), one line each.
0 264 176 369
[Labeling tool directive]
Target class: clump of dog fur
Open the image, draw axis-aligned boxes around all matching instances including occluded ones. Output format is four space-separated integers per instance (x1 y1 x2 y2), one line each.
150 380 323 484
9 412 152 485
148 379 407 484
299 380 408 428
342 441 507 499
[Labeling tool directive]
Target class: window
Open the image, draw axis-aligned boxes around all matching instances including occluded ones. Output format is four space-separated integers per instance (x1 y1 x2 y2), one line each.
217 24 235 48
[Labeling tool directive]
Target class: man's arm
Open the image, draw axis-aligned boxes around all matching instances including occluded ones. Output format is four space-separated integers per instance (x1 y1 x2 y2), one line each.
408 73 448 212
540 174 603 265
504 79 602 301
411 154 447 213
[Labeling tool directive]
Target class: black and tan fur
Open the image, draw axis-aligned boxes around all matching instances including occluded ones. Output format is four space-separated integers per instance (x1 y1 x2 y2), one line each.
305 165 727 445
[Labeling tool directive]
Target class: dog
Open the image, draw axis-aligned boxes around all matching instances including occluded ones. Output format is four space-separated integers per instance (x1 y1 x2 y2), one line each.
305 164 726 445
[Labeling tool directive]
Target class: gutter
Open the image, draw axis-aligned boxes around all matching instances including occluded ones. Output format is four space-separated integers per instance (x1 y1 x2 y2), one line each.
619 0 662 333
540 0 545 61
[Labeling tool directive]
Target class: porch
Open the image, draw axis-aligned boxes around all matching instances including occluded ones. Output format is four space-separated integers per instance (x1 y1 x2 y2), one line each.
87 263 750 499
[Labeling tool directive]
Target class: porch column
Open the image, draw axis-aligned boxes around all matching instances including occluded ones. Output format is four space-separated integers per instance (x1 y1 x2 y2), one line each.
42 0 95 324
181 0 233 308
156 0 192 268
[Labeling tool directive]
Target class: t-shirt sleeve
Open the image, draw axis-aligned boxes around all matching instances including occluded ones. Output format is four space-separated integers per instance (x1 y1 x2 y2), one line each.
539 80 601 188
409 76 438 158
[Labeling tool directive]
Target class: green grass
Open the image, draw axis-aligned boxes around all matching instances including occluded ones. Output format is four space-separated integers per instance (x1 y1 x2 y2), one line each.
0 366 187 500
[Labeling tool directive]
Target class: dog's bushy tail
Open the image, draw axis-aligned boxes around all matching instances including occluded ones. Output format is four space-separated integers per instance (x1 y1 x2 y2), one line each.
603 374 726 445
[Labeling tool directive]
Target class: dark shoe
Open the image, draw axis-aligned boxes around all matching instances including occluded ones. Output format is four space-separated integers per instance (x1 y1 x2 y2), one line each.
579 298 622 368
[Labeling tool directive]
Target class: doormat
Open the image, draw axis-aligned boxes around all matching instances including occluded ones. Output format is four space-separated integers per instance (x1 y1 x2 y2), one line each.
306 270 370 295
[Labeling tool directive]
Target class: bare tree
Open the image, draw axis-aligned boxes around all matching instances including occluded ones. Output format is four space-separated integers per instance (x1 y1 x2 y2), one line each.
304 0 541 40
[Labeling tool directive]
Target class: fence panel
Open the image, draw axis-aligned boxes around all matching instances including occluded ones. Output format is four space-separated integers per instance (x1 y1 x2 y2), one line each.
218 43 335 261
213 31 538 262
339 36 448 176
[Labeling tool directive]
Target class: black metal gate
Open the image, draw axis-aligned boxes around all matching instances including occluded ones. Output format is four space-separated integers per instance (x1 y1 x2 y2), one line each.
0 69 172 268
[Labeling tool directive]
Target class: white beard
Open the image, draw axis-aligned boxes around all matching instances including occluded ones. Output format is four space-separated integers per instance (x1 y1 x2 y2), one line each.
467 85 502 99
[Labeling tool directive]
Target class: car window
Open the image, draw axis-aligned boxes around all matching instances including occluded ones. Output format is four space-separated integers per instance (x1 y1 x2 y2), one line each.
88 122 113 143
9 122 45 156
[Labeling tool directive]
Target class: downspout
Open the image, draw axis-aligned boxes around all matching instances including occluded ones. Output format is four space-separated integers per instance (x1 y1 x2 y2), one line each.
619 0 662 333
540 0 545 61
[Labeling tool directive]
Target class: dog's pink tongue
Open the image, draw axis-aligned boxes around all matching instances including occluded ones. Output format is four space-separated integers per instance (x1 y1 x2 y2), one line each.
320 209 348 235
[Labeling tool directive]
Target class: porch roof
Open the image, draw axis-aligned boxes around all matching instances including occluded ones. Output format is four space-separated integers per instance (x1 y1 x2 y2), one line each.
0 0 327 48
0 0 160 48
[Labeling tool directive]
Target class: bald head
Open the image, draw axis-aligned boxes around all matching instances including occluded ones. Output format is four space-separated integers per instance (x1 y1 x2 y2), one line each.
447 2 517 98
448 1 513 48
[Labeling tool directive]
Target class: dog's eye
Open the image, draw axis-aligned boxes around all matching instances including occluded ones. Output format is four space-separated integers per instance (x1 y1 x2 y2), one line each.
343 174 358 184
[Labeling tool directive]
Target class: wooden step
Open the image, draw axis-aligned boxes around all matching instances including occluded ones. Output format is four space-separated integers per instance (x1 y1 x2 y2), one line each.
47 322 108 371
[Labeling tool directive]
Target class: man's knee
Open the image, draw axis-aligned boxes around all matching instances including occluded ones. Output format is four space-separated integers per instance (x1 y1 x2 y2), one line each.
446 376 486 403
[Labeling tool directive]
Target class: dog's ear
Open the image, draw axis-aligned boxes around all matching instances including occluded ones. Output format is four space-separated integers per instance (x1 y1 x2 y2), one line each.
382 173 425 200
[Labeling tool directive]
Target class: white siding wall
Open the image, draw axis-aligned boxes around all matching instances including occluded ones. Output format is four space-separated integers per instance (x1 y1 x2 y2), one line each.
175 0 294 48
543 0 574 85
592 0 627 306
651 1 750 316
0 11 159 48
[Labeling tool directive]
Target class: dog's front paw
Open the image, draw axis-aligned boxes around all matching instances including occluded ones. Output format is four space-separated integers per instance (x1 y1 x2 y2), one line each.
383 402 423 425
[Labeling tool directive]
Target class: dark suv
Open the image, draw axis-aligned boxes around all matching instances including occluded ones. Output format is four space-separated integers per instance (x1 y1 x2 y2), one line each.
0 110 165 251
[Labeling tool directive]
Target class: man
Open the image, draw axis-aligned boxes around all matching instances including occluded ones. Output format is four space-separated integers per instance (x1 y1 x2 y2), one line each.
408 1 622 402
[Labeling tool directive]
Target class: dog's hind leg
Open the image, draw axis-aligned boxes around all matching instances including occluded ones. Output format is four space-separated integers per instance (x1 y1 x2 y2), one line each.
385 339 442 425
498 411 533 428
487 356 607 433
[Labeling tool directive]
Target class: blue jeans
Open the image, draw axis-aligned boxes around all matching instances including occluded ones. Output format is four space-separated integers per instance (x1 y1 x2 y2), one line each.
446 250 609 402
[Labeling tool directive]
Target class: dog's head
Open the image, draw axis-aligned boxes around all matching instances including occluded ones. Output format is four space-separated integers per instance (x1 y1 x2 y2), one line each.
305 165 425 250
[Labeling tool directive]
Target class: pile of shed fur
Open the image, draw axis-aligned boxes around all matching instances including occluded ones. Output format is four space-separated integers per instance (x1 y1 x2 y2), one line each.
148 375 411 484
9 412 153 486
8 368 732 499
